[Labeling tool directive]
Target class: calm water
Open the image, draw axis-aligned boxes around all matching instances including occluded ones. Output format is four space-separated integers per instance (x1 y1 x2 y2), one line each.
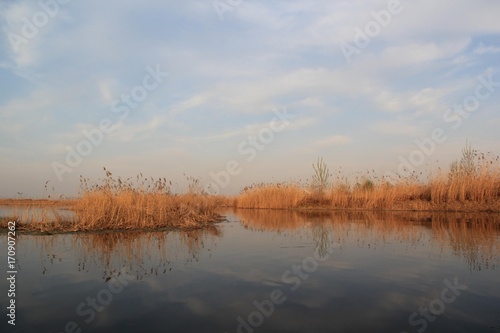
1 209 499 333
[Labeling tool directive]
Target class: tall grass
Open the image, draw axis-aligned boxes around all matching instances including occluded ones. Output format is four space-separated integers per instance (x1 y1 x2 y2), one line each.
4 169 223 233
2 146 499 233
74 169 222 230
236 182 307 209
431 145 500 206
234 145 500 211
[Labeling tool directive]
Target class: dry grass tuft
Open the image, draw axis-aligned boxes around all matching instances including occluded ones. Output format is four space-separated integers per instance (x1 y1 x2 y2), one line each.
236 183 307 209
2 170 223 233
73 170 222 231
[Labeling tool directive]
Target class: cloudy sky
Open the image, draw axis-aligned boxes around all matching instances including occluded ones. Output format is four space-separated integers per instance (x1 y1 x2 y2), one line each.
1 0 500 197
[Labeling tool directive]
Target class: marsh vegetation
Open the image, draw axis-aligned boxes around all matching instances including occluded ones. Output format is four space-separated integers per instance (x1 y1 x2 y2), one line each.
234 144 500 211
1 144 499 233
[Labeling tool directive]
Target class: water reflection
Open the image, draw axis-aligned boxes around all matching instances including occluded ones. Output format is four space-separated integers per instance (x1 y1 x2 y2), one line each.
235 209 500 271
34 226 222 280
1 210 499 333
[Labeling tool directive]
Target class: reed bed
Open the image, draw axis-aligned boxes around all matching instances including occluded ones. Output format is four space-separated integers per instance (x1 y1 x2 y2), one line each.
233 175 500 211
236 183 307 209
2 146 499 233
73 170 223 231
233 146 500 212
3 170 223 233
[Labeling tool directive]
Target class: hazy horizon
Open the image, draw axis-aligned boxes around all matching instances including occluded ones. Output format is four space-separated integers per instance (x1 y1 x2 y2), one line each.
1 0 500 198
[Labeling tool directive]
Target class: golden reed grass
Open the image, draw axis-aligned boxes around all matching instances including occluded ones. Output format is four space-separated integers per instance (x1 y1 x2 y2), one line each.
233 176 500 211
2 169 223 233
234 149 500 211
1 146 499 232
72 170 223 231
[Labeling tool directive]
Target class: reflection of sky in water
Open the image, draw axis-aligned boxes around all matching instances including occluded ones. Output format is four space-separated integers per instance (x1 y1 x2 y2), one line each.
0 210 499 333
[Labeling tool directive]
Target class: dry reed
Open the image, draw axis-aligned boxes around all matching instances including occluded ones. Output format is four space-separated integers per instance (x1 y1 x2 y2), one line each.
2 146 499 233
233 146 500 211
3 169 223 233
73 169 223 231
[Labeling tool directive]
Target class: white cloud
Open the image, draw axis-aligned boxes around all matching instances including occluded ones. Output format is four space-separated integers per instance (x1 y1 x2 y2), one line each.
409 87 449 116
0 88 56 133
1 0 499 197
373 121 419 136
473 43 500 55
378 40 470 68
178 116 317 143
316 135 352 146
295 97 324 108
98 79 117 104
109 115 166 143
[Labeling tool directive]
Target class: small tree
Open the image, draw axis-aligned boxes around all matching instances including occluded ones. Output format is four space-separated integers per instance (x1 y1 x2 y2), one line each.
449 140 477 180
459 140 476 176
312 157 331 194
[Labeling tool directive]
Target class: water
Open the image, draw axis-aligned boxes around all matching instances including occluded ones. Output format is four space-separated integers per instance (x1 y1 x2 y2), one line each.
0 205 75 223
1 209 499 333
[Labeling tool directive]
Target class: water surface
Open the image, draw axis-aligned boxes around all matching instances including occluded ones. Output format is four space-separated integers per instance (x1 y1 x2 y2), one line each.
1 209 499 333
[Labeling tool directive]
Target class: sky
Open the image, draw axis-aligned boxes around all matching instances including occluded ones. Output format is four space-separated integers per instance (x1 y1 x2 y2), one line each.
1 0 500 198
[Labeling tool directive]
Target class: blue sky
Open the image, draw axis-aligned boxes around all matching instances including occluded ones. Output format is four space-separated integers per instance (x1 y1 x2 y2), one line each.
1 0 500 197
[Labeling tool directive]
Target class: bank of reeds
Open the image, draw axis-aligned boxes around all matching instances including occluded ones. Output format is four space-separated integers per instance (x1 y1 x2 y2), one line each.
3 169 223 233
234 145 500 212
236 183 307 209
74 169 222 231
2 146 500 233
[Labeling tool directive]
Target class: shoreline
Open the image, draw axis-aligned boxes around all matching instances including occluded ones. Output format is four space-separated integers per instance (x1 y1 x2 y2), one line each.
2 198 500 213
1 204 499 235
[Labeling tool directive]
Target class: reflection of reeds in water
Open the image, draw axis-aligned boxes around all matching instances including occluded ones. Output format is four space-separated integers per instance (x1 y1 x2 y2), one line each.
236 209 312 231
235 209 500 271
431 215 500 271
34 227 222 280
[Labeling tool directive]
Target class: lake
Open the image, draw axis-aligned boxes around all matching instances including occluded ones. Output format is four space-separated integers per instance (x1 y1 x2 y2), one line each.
1 209 499 333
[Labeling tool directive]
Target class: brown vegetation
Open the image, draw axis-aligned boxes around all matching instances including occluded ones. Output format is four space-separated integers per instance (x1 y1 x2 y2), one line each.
1 145 499 233
73 169 223 231
234 145 500 212
1 169 223 233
